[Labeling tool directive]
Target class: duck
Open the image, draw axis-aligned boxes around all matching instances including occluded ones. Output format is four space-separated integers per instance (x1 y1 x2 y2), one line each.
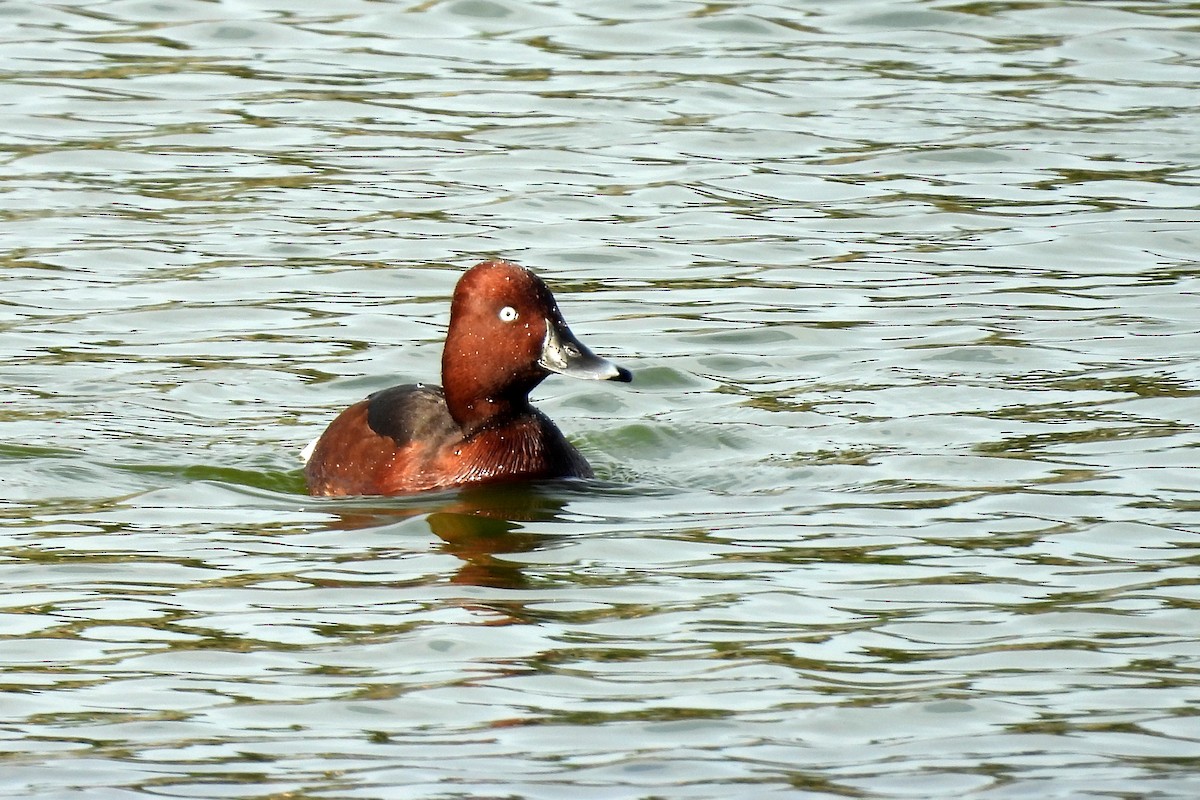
303 259 632 496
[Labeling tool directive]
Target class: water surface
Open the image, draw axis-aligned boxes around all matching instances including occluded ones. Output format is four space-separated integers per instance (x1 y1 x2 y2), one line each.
2 1 1198 798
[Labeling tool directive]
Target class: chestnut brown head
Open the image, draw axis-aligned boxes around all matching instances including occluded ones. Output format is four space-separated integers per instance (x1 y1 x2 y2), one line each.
441 260 630 430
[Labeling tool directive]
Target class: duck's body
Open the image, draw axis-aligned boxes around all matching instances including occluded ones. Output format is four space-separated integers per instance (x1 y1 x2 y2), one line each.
304 383 592 495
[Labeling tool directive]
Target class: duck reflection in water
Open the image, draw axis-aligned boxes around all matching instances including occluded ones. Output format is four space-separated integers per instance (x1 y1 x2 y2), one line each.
311 482 583 592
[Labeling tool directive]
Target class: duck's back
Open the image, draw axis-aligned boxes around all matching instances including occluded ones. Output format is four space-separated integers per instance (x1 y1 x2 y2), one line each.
304 384 455 496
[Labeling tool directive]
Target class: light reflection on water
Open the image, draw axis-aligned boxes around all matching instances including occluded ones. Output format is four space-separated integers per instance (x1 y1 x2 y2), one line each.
2 1 1199 798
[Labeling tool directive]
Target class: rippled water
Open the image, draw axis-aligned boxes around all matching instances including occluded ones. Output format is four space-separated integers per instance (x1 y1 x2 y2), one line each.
3 1 1199 797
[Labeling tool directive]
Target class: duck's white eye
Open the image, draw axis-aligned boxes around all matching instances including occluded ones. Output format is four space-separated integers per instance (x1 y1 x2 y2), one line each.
498 306 518 323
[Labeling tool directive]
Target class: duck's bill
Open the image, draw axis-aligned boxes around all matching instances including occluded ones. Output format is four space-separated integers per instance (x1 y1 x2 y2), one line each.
539 314 632 383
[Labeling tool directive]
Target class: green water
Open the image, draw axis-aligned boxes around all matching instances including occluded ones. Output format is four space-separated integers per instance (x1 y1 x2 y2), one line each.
2 1 1198 798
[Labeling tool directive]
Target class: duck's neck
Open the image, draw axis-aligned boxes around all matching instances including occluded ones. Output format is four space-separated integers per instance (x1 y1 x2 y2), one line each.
441 354 542 435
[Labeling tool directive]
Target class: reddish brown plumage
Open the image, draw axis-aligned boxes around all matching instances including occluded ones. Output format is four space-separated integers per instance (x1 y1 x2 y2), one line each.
304 390 591 495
